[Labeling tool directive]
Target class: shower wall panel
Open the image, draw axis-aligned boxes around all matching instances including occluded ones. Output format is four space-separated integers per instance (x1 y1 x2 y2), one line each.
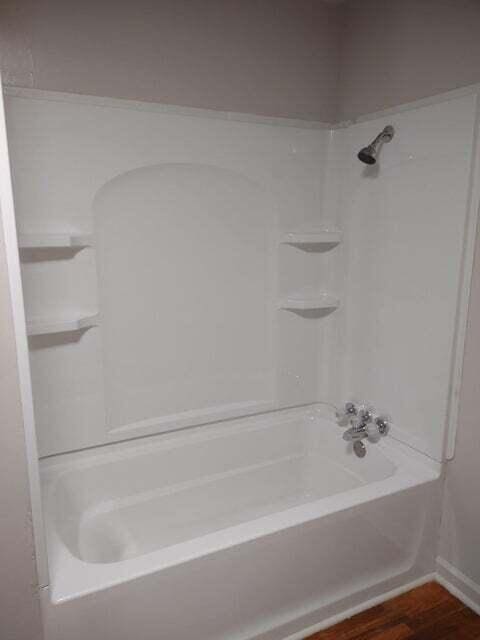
5 92 334 456
329 93 479 460
7 89 475 461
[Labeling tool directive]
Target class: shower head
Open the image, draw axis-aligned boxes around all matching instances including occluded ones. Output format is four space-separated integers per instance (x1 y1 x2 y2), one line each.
357 125 395 165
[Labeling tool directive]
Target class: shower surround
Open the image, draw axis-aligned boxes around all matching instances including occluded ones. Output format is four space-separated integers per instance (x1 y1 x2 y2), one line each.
2 83 480 639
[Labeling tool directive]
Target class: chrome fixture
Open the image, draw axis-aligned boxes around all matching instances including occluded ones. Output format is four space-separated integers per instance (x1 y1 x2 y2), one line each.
353 441 366 458
336 402 390 457
357 125 395 165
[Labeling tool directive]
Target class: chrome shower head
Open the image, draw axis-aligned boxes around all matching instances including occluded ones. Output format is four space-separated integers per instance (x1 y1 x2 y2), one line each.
358 125 395 165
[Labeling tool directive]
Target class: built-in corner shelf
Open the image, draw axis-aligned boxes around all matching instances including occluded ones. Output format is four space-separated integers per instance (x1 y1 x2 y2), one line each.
280 230 341 250
18 233 92 250
27 313 99 336
279 293 339 313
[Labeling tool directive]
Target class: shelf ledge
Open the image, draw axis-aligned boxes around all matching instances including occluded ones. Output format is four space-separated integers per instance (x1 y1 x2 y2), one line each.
18 233 92 249
27 313 99 336
279 294 339 312
280 230 341 249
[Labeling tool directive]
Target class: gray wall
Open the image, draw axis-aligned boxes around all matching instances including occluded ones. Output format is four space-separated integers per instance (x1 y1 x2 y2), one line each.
438 220 480 587
0 0 340 122
339 0 480 120
4 0 480 123
0 212 42 639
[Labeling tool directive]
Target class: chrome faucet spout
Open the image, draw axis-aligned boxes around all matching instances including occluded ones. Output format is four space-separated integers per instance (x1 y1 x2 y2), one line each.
342 425 367 442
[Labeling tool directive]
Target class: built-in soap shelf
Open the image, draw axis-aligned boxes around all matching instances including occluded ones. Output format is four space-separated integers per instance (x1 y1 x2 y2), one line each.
18 232 92 250
27 313 99 336
279 293 339 313
19 232 97 339
280 229 341 250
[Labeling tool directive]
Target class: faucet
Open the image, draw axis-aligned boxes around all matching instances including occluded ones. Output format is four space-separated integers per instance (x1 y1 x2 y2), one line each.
337 402 390 457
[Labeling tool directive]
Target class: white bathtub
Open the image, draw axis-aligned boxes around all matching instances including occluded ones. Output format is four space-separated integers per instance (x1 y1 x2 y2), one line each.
41 406 441 640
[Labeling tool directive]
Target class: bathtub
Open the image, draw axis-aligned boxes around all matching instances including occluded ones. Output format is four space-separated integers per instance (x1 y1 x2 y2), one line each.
40 406 441 640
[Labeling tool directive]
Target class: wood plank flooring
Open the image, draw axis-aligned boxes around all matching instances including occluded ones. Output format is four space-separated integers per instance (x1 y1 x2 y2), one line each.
307 582 480 640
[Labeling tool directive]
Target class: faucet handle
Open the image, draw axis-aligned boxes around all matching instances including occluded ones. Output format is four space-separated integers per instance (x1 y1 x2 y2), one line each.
375 415 390 436
357 405 374 424
351 403 374 430
336 401 357 426
366 415 390 442
345 401 357 415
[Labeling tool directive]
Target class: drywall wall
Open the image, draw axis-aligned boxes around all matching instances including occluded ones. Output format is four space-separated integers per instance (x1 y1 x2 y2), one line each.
0 0 340 122
4 1 480 124
0 212 42 639
438 215 480 595
339 0 480 120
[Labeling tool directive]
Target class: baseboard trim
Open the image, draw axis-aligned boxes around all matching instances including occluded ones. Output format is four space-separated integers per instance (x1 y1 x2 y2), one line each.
247 565 479 640
280 574 436 640
436 557 480 615
240 572 436 640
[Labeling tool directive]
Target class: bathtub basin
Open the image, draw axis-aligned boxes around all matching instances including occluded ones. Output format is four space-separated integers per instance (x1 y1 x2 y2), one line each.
41 406 441 640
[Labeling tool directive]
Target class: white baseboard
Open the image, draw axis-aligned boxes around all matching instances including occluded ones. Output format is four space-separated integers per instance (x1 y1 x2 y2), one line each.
281 574 436 640
242 572 436 640
436 557 480 615
249 565 479 640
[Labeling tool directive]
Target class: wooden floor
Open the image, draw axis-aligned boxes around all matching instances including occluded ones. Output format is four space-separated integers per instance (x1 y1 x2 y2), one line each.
307 582 480 640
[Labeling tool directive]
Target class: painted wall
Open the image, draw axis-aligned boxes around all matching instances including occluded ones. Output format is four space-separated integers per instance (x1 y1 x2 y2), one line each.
438 217 480 589
339 0 480 120
0 0 340 122
0 213 42 639
4 0 480 125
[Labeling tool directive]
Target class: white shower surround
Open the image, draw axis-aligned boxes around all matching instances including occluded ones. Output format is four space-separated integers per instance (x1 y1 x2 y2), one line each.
330 92 480 461
5 87 478 462
6 89 336 457
2 83 480 638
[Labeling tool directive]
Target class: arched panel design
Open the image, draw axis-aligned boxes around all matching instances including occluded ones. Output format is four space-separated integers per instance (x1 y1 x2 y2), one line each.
94 163 276 434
